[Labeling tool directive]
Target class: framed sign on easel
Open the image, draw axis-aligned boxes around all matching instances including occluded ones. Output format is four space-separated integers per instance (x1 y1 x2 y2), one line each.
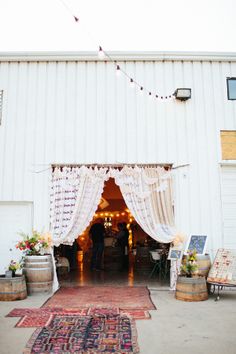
185 235 208 255
168 248 183 260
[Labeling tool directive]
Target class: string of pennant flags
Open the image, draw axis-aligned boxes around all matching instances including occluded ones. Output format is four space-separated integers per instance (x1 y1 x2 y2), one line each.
59 0 176 101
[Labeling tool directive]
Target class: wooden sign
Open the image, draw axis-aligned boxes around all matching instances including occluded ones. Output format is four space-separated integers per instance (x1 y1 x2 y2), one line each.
186 235 207 255
221 130 236 160
207 249 236 285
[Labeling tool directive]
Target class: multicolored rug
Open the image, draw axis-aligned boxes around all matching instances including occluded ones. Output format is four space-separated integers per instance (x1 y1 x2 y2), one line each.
7 307 150 328
7 308 88 328
120 309 151 320
43 286 156 310
23 314 139 354
6 307 88 318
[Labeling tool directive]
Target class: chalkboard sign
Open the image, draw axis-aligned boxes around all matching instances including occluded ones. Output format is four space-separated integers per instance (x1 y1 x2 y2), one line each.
186 235 207 255
207 249 236 285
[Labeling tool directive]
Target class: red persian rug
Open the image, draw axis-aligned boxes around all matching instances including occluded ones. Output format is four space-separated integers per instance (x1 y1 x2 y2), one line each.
120 309 151 320
87 308 151 320
7 307 150 328
6 308 89 328
43 286 156 310
23 314 139 354
87 307 120 316
7 307 88 318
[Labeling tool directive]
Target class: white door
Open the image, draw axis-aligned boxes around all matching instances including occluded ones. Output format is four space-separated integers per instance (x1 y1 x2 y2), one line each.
221 166 236 249
0 202 33 273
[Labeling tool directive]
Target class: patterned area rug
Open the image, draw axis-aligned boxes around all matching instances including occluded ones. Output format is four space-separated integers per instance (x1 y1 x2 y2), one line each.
23 314 139 354
87 308 151 320
7 307 150 328
43 286 156 310
6 308 88 328
7 307 88 317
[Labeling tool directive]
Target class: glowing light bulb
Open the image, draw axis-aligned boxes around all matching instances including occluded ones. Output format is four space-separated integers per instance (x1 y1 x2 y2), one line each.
116 65 121 76
98 46 105 59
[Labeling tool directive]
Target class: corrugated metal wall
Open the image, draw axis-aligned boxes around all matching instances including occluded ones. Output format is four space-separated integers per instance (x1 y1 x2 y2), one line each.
0 53 236 255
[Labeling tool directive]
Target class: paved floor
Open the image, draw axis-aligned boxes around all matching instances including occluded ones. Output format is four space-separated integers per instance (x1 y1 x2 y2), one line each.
0 267 236 354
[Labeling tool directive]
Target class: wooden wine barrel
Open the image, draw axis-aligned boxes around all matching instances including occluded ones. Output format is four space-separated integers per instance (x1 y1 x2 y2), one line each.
196 254 211 277
0 274 27 301
23 255 53 294
175 276 208 301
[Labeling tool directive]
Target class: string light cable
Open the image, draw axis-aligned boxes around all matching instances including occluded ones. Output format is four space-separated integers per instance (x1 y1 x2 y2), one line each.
57 0 175 101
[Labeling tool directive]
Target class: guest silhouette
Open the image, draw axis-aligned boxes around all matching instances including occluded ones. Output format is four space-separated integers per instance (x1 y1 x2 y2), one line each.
116 222 129 271
89 218 105 271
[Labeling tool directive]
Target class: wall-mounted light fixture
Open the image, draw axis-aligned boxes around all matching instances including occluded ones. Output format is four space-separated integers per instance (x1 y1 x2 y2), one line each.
174 88 191 101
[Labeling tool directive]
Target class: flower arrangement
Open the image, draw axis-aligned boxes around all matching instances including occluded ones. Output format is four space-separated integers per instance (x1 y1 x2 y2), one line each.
8 259 22 273
180 249 198 277
16 230 52 255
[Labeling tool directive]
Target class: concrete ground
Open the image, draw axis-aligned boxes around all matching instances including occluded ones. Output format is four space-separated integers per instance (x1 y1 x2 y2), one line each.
0 287 236 354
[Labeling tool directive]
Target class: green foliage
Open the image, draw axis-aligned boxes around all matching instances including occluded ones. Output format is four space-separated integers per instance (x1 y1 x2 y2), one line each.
8 259 23 272
180 249 198 277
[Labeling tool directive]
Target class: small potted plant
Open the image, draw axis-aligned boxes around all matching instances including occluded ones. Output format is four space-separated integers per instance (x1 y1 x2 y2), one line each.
0 258 27 300
180 249 198 277
175 249 208 301
7 259 22 277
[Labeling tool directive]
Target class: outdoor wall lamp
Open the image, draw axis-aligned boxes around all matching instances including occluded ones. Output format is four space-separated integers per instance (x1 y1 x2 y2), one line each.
174 88 191 101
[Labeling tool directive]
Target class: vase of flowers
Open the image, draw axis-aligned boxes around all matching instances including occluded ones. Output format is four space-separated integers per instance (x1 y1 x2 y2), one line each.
7 259 22 277
16 230 52 256
175 249 208 301
180 249 199 277
16 230 53 294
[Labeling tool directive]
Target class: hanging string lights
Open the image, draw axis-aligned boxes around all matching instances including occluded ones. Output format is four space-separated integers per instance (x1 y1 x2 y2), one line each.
58 0 175 101
98 44 175 101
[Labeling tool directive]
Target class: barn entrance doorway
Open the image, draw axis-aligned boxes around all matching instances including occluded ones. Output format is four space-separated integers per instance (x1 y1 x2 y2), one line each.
55 177 171 286
51 165 174 287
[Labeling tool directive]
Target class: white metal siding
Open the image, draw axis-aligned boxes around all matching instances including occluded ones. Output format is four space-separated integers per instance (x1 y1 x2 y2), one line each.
0 52 235 256
221 166 236 248
0 202 33 273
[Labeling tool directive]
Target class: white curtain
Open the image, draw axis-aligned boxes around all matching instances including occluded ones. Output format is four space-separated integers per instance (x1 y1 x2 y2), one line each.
50 166 109 246
111 166 176 243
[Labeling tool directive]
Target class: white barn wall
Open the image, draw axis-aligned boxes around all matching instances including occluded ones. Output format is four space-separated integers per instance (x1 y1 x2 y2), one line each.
0 52 236 260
